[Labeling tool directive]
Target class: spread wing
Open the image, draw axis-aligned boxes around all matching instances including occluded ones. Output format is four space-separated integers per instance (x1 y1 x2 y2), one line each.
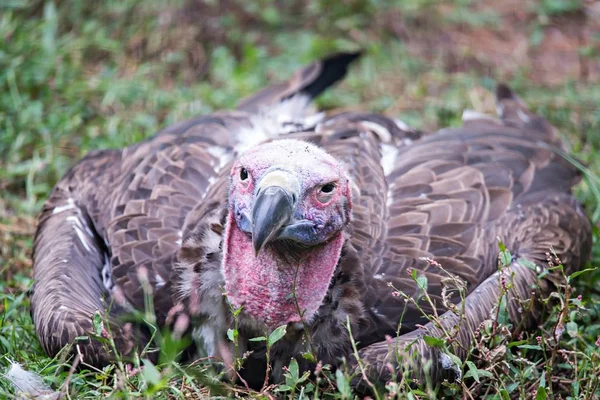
348 85 591 383
366 86 584 333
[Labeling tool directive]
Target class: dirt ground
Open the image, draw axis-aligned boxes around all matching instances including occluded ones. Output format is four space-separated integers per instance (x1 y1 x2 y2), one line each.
158 0 600 86
403 0 600 85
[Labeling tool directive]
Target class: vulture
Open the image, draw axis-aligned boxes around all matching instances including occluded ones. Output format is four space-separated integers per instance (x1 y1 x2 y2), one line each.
31 52 592 390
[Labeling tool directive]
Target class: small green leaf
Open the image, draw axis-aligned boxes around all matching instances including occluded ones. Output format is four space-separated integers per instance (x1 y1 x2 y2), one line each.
536 386 547 400
248 336 267 342
537 269 550 279
500 249 512 267
268 325 287 346
232 306 243 317
478 369 494 379
496 294 510 326
423 335 444 348
0 336 9 350
505 382 520 394
335 369 352 398
573 381 580 397
274 385 292 392
518 258 537 270
498 240 507 252
448 353 463 368
42 1 58 55
464 361 480 382
301 352 316 363
566 321 578 338
529 26 544 47
415 275 427 291
508 339 528 348
411 269 418 280
464 363 494 382
518 344 543 350
298 371 310 384
288 358 299 380
539 370 547 388
92 311 103 336
568 267 597 281
142 359 161 386
302 382 315 393
227 328 238 342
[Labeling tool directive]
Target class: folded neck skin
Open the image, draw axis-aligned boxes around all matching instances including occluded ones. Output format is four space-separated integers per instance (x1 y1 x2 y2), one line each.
221 139 353 330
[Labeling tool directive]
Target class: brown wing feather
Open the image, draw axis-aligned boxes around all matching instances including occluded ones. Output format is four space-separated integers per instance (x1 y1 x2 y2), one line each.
351 84 591 385
355 194 591 385
31 150 145 365
355 115 577 331
236 52 361 113
106 140 230 321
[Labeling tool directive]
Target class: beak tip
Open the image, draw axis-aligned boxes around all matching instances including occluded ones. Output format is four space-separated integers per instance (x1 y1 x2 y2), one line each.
251 185 295 258
252 236 264 257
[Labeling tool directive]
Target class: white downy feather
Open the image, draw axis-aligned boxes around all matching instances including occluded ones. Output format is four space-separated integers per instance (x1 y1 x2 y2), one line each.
4 361 59 399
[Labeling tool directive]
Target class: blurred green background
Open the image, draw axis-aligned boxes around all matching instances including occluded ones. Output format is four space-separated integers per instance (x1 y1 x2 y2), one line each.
1 0 599 216
1 0 599 398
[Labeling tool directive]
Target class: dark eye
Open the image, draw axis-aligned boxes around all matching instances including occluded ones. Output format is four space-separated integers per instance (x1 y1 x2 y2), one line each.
321 183 336 193
240 167 249 181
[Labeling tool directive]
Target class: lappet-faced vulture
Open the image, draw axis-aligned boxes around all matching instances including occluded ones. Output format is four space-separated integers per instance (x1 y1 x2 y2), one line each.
31 53 592 389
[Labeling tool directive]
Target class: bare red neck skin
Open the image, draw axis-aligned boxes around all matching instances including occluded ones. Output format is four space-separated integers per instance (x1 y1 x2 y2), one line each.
222 210 344 329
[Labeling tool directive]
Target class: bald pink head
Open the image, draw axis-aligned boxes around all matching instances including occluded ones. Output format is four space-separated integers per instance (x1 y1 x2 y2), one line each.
222 139 352 329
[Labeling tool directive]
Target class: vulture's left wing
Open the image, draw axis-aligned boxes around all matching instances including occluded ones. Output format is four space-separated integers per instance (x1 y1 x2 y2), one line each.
353 86 590 384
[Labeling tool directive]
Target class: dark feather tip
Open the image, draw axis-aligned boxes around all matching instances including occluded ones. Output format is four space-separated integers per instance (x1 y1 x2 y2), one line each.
301 51 363 100
495 83 516 102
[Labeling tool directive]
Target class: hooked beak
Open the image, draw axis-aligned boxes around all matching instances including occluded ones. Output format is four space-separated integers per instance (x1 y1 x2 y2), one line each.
252 171 300 256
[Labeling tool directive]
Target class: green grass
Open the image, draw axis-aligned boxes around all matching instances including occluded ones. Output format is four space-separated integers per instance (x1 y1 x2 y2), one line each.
1 0 600 398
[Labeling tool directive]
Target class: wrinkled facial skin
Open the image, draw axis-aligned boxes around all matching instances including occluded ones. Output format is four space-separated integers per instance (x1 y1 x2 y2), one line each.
222 139 352 329
229 139 352 249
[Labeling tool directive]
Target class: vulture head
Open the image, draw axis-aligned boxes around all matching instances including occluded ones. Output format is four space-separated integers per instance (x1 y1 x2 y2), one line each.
223 139 352 329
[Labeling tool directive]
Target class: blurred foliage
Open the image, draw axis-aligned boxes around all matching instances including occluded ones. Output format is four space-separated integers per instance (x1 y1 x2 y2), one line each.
0 0 599 398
